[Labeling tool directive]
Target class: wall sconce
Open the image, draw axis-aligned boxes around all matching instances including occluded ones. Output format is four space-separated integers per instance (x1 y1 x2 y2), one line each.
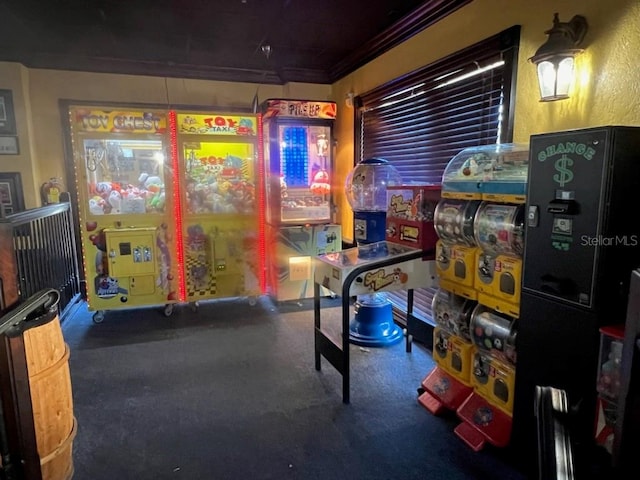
530 13 588 101
345 92 355 108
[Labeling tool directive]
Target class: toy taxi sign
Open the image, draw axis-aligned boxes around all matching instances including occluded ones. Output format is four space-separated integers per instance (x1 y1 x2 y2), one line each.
177 113 256 136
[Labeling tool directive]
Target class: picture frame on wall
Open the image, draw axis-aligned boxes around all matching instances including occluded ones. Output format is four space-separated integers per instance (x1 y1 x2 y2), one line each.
0 90 17 135
0 136 19 155
0 172 25 215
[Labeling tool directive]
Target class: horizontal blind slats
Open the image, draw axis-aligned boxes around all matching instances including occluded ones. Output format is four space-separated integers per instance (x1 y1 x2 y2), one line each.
355 27 520 323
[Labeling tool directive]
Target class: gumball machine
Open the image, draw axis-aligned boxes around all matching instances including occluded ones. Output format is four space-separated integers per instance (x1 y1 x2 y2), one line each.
344 158 403 347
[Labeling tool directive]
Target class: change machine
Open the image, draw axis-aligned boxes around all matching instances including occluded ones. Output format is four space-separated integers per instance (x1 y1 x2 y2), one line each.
170 111 264 306
261 99 341 301
513 126 640 465
68 106 180 323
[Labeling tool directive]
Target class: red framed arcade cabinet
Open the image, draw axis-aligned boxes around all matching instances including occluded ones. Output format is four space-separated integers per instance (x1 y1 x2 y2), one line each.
261 99 341 302
170 110 265 307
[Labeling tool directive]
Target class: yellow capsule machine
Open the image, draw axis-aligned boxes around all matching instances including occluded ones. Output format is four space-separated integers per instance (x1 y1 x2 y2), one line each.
418 143 529 452
68 106 181 323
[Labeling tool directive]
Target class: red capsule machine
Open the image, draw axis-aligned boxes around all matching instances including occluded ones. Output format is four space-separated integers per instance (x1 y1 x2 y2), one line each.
385 184 441 257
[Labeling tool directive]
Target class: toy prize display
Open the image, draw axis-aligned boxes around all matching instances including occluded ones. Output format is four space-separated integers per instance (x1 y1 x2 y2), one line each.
171 111 264 306
441 143 529 202
472 202 524 317
455 305 518 450
68 106 179 323
261 99 341 301
433 198 481 299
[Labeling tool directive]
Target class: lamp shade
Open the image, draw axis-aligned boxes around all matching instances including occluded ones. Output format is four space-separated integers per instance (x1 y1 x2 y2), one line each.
530 14 588 101
536 56 575 101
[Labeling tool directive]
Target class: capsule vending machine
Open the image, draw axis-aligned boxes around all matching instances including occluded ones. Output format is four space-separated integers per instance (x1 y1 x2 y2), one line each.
68 105 180 323
171 111 264 307
417 144 529 451
261 99 341 302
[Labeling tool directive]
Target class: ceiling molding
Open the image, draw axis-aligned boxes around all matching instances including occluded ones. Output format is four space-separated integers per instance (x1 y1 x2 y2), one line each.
330 0 473 82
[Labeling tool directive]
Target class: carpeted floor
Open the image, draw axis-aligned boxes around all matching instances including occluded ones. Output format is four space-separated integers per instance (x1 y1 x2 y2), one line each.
61 296 530 480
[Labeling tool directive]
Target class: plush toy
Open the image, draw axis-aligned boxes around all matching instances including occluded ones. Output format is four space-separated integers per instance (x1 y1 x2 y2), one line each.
108 190 122 214
94 181 113 197
310 169 331 195
148 189 166 211
138 173 163 189
89 197 104 215
120 186 146 214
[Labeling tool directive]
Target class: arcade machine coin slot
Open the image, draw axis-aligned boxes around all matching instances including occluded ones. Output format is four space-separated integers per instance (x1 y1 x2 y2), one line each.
104 227 158 296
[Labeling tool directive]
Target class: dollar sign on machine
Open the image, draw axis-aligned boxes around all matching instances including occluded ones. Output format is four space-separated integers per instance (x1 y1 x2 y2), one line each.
553 154 574 187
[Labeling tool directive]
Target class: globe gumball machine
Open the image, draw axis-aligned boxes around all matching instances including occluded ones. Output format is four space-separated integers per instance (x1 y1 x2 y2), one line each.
344 158 403 347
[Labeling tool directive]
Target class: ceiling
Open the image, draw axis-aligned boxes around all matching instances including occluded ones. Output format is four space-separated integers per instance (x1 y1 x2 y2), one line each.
0 0 469 85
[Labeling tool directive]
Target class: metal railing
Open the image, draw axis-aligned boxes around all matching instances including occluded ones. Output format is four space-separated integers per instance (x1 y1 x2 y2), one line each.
0 195 81 320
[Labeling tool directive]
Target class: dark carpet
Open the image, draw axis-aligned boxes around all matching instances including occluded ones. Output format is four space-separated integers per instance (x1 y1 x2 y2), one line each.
61 296 530 480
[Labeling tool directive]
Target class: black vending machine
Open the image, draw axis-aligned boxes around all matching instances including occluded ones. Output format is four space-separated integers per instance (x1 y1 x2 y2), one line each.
513 126 640 469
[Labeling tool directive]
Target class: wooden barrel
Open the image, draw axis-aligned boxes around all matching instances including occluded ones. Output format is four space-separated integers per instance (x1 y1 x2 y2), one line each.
23 313 76 480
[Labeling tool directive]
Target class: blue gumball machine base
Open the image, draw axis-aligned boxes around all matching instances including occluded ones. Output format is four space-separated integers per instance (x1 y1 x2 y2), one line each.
349 293 404 347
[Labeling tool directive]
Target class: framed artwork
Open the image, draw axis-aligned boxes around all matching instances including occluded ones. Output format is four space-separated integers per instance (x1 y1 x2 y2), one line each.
0 136 19 155
0 172 25 214
0 90 17 135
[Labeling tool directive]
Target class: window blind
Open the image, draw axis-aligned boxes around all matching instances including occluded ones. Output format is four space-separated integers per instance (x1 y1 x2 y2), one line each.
355 26 520 325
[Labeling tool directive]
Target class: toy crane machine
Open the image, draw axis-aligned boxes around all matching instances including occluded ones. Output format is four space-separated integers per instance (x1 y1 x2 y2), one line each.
68 105 180 323
170 110 264 309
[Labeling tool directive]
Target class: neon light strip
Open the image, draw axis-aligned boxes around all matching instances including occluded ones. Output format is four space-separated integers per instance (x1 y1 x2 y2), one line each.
168 111 186 302
69 107 92 308
257 113 267 294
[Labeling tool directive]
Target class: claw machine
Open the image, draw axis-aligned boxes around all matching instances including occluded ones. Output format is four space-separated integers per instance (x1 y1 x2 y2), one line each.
261 99 342 302
68 105 180 323
170 110 264 307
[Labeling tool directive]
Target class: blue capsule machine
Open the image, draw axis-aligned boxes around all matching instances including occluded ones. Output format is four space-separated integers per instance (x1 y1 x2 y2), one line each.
344 158 403 346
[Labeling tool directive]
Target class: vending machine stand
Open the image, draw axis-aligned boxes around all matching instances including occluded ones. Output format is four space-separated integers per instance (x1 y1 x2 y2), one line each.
313 241 437 403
